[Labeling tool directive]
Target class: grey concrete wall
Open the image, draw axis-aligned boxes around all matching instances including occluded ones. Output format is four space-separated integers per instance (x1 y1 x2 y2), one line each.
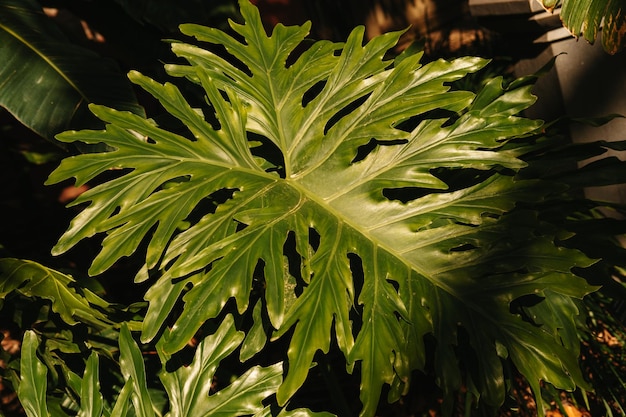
515 38 626 205
468 0 626 206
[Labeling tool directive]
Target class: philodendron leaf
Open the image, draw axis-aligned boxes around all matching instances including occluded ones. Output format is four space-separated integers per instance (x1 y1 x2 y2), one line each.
110 378 135 417
18 331 50 417
0 258 113 328
119 323 156 417
0 0 144 142
158 314 282 417
78 352 104 417
253 406 337 417
47 0 597 415
540 0 625 54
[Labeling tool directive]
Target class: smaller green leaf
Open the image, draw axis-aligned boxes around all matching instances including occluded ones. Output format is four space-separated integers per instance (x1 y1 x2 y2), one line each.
61 367 83 400
278 410 337 417
158 314 245 416
158 313 285 416
20 150 62 165
570 114 625 128
0 258 112 328
119 324 155 417
558 157 626 188
110 378 134 417
17 331 50 417
203 363 283 417
240 299 269 362
253 406 337 417
78 352 104 417
142 273 190 343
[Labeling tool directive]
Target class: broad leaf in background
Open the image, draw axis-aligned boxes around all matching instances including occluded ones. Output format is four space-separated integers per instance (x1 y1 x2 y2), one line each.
47 0 597 415
0 258 113 328
540 0 625 54
0 0 144 142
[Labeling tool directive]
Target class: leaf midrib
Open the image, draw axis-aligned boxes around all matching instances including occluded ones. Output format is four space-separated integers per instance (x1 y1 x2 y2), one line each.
286 177 427 277
0 19 89 103
288 176 529 338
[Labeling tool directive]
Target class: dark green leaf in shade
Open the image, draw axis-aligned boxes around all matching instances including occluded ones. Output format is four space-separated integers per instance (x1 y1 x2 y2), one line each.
0 0 144 142
0 258 112 328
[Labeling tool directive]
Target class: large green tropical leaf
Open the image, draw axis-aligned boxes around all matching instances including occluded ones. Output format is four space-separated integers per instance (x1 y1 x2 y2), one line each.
540 0 625 54
0 0 144 142
47 1 597 415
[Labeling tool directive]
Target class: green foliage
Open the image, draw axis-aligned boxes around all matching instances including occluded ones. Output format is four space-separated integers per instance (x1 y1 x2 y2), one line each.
15 319 294 417
0 0 144 142
44 0 598 414
0 258 113 328
18 331 49 417
156 315 283 417
2 1 626 416
78 352 104 417
540 0 625 54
